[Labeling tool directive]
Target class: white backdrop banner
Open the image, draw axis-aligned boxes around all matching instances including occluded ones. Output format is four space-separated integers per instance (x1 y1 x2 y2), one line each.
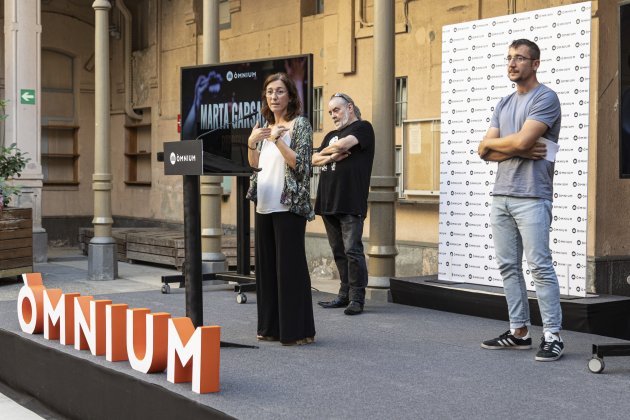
438 2 592 297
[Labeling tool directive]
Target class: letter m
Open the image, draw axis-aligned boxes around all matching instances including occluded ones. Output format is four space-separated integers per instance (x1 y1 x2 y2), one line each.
43 290 80 344
167 318 220 393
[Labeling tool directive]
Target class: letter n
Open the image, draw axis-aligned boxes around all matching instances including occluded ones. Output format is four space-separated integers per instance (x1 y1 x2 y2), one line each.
74 296 112 355
43 290 80 343
126 309 170 373
17 273 46 334
167 318 221 393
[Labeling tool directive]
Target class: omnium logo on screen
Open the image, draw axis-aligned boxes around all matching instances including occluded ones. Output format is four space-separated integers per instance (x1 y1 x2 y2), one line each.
439 2 591 297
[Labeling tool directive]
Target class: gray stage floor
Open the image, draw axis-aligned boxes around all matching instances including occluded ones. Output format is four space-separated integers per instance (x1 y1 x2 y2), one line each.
1 249 630 419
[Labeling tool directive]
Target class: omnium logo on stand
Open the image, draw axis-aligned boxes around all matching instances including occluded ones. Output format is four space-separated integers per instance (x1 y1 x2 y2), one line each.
164 140 203 175
170 152 197 164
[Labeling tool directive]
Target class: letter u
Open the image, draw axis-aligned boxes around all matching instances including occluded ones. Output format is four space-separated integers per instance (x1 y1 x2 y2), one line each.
126 309 170 373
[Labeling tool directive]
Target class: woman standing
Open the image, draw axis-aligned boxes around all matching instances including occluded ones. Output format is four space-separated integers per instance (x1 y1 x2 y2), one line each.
246 73 316 346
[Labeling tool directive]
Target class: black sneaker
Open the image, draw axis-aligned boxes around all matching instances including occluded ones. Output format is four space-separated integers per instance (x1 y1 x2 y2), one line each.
535 332 564 361
481 330 532 350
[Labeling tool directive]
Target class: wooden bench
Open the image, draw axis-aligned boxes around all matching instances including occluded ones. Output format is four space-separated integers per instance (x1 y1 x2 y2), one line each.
79 227 255 270
79 227 163 262
222 235 255 269
126 230 186 270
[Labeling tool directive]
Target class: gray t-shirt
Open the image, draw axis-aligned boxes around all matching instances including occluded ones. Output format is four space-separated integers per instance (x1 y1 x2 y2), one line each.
490 83 561 201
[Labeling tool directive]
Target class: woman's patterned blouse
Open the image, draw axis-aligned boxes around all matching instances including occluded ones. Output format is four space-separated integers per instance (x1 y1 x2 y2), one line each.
246 116 315 221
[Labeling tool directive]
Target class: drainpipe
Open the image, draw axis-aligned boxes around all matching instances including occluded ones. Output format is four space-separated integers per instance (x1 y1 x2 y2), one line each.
508 0 516 15
116 0 142 120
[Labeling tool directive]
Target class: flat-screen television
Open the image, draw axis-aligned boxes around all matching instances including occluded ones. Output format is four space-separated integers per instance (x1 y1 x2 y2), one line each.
180 54 313 172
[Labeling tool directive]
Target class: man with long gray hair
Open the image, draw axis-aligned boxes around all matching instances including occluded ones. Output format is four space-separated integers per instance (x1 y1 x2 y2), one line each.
312 93 375 315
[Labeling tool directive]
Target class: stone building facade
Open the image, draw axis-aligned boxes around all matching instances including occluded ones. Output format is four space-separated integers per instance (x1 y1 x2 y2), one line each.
2 0 630 294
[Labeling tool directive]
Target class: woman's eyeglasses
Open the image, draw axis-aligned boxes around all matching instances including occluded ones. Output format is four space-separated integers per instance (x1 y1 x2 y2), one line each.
266 89 287 97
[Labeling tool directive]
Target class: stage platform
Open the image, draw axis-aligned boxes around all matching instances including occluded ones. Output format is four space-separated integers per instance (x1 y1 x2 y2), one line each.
390 275 630 340
2 251 630 419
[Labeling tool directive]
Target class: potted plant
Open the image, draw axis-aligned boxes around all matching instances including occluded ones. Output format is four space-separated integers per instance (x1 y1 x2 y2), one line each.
0 143 30 210
1 99 30 208
0 99 33 278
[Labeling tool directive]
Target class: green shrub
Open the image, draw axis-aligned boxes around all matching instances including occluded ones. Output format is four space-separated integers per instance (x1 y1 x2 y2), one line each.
0 99 31 207
0 144 30 207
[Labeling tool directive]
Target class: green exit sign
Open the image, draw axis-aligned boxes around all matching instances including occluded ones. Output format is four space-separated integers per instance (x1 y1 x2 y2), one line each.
20 89 35 105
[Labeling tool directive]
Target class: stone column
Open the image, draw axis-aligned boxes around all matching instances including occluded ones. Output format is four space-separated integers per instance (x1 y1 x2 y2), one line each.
367 0 398 301
88 0 117 280
3 0 47 262
200 0 227 273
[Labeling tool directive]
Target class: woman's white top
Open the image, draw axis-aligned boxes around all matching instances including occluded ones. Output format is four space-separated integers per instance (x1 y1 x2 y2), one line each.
255 131 291 214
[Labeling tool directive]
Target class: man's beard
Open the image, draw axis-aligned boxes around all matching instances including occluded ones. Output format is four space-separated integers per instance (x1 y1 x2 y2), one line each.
335 110 350 129
508 71 522 83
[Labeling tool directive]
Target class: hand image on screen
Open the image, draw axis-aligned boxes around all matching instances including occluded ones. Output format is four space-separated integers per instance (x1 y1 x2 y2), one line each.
182 71 223 139
284 58 306 114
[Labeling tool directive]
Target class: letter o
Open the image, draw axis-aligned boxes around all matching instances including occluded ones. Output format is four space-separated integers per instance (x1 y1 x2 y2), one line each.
17 285 45 334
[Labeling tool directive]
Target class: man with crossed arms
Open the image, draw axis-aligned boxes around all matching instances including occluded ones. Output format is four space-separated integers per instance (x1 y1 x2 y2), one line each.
312 93 375 316
478 39 564 361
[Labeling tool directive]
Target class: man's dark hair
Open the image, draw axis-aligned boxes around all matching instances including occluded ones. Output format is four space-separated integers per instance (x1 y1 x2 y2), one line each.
260 72 302 124
509 39 541 60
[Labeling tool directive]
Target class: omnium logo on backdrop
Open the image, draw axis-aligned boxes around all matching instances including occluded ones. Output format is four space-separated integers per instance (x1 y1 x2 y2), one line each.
439 1 592 297
16 273 221 394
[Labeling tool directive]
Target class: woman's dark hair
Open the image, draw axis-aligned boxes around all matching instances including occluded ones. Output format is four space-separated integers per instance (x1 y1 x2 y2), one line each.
260 72 302 124
509 39 541 60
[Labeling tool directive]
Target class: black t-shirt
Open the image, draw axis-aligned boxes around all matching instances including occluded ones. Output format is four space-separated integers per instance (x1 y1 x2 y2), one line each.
315 120 375 217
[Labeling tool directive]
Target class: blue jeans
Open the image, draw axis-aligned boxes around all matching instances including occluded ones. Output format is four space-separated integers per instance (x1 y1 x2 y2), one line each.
491 196 562 334
322 214 368 304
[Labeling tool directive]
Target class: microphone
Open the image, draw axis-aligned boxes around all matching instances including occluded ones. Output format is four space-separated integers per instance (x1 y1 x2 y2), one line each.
193 110 259 141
